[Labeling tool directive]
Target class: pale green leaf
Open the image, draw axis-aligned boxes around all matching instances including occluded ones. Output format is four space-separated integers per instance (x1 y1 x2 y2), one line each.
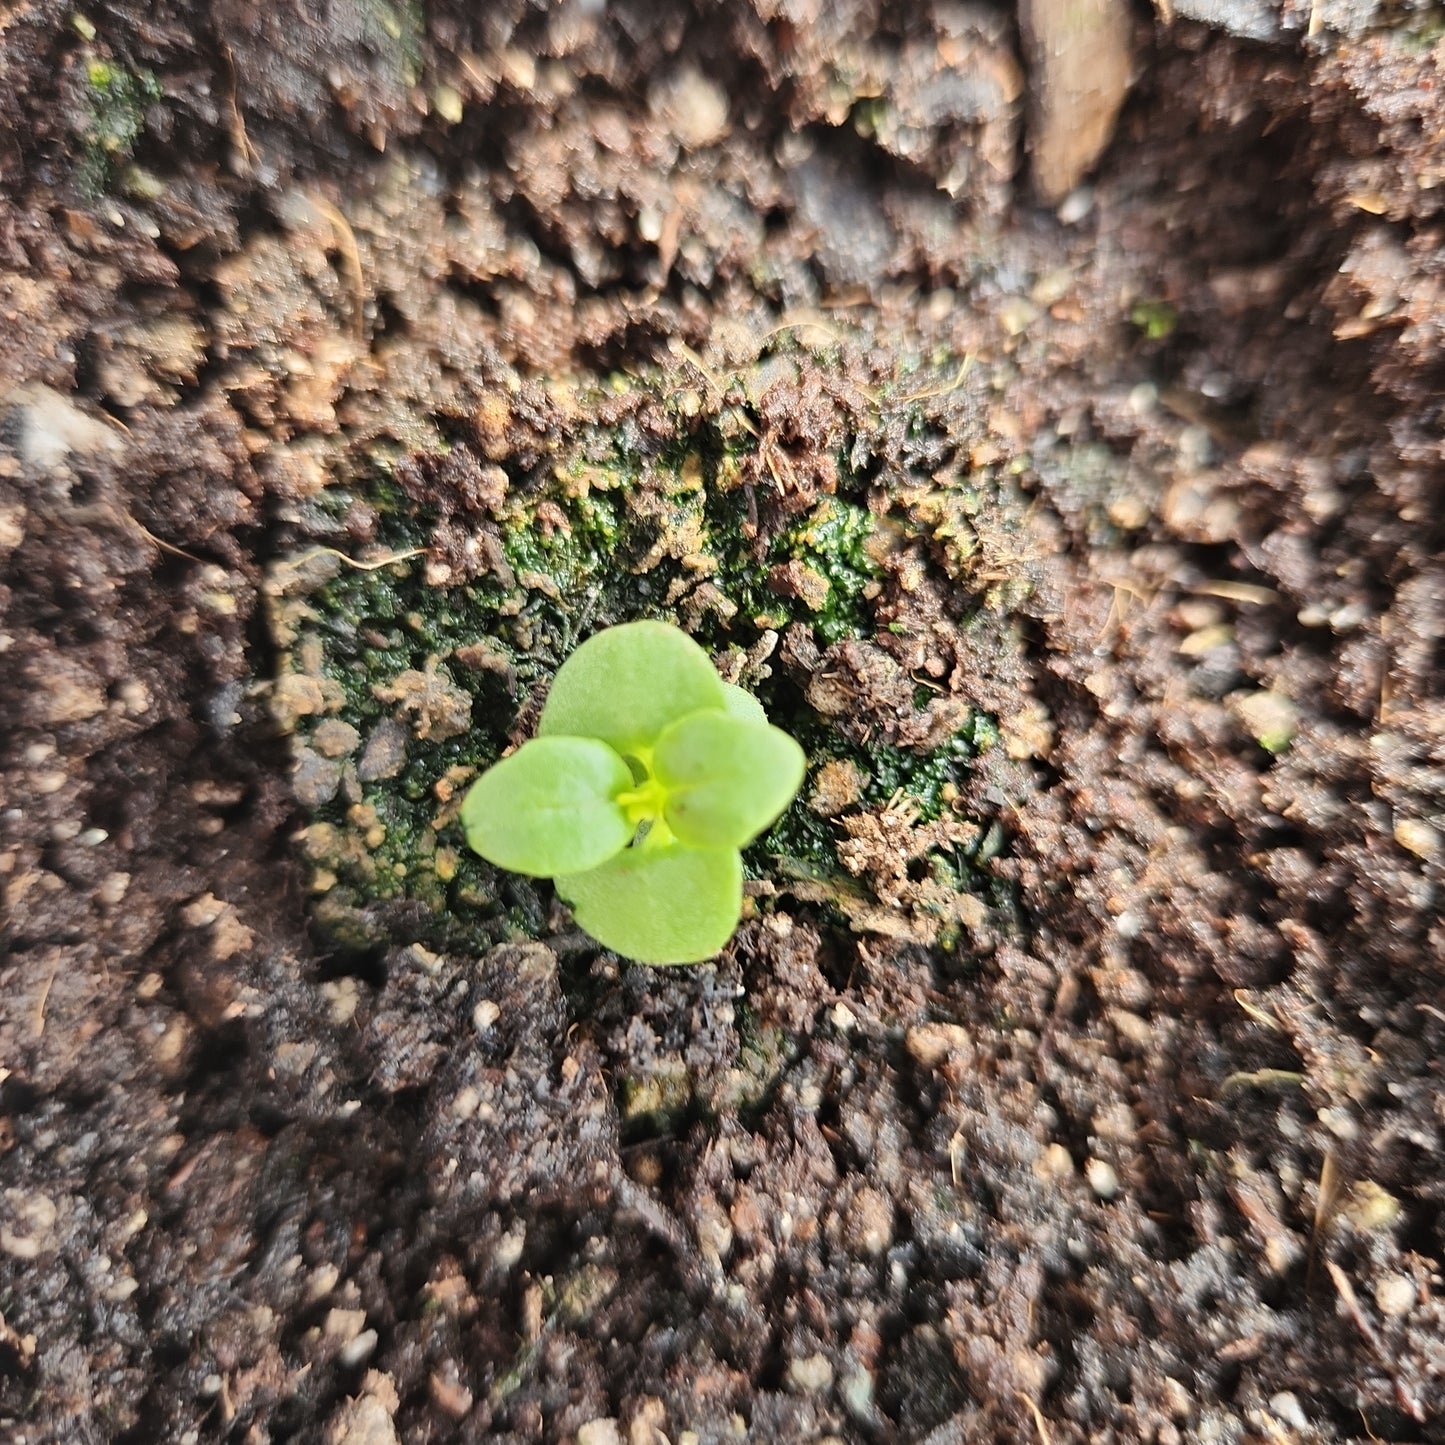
460 736 634 877
720 681 768 725
653 710 806 849
555 842 743 965
538 620 727 757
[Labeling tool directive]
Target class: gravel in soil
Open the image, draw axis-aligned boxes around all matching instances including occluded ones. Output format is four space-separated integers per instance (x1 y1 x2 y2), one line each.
2 4 1443 1443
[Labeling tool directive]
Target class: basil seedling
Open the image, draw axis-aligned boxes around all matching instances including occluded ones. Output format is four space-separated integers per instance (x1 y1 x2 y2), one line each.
461 621 804 964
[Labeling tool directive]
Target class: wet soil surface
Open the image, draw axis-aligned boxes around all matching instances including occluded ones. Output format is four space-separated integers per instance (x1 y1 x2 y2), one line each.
3 4 1444 1443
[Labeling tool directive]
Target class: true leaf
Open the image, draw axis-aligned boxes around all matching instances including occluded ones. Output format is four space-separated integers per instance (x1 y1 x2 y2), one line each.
555 842 743 964
460 736 634 877
538 620 728 758
653 710 806 850
720 681 768 725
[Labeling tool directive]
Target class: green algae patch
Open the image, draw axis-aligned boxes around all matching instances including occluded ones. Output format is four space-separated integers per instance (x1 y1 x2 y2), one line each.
705 492 883 645
268 345 1039 960
73 54 163 196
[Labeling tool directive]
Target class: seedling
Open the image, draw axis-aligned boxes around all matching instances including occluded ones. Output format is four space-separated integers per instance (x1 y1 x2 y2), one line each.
461 621 806 964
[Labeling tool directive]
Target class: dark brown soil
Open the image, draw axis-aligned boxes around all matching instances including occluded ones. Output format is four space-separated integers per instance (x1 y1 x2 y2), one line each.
3 5 1443 1443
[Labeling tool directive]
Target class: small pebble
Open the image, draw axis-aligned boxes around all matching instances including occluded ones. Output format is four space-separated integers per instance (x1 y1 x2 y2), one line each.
841 1367 875 1422
904 1022 970 1070
1162 1376 1193 1419
1109 1009 1153 1048
576 1419 622 1445
1394 818 1440 860
787 1352 834 1393
339 1328 379 1369
1177 424 1216 470
495 1226 526 1271
1268 1392 1308 1430
1127 381 1159 414
1318 1106 1358 1143
1107 493 1150 530
432 84 463 124
1057 187 1095 225
293 747 344 806
1374 1274 1416 1316
1233 690 1298 754
1035 1143 1075 1182
1085 1158 1119 1200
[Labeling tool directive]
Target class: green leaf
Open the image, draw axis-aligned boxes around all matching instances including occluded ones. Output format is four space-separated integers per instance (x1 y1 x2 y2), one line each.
555 842 743 964
720 681 768 725
653 710 806 849
538 620 728 758
459 737 634 877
